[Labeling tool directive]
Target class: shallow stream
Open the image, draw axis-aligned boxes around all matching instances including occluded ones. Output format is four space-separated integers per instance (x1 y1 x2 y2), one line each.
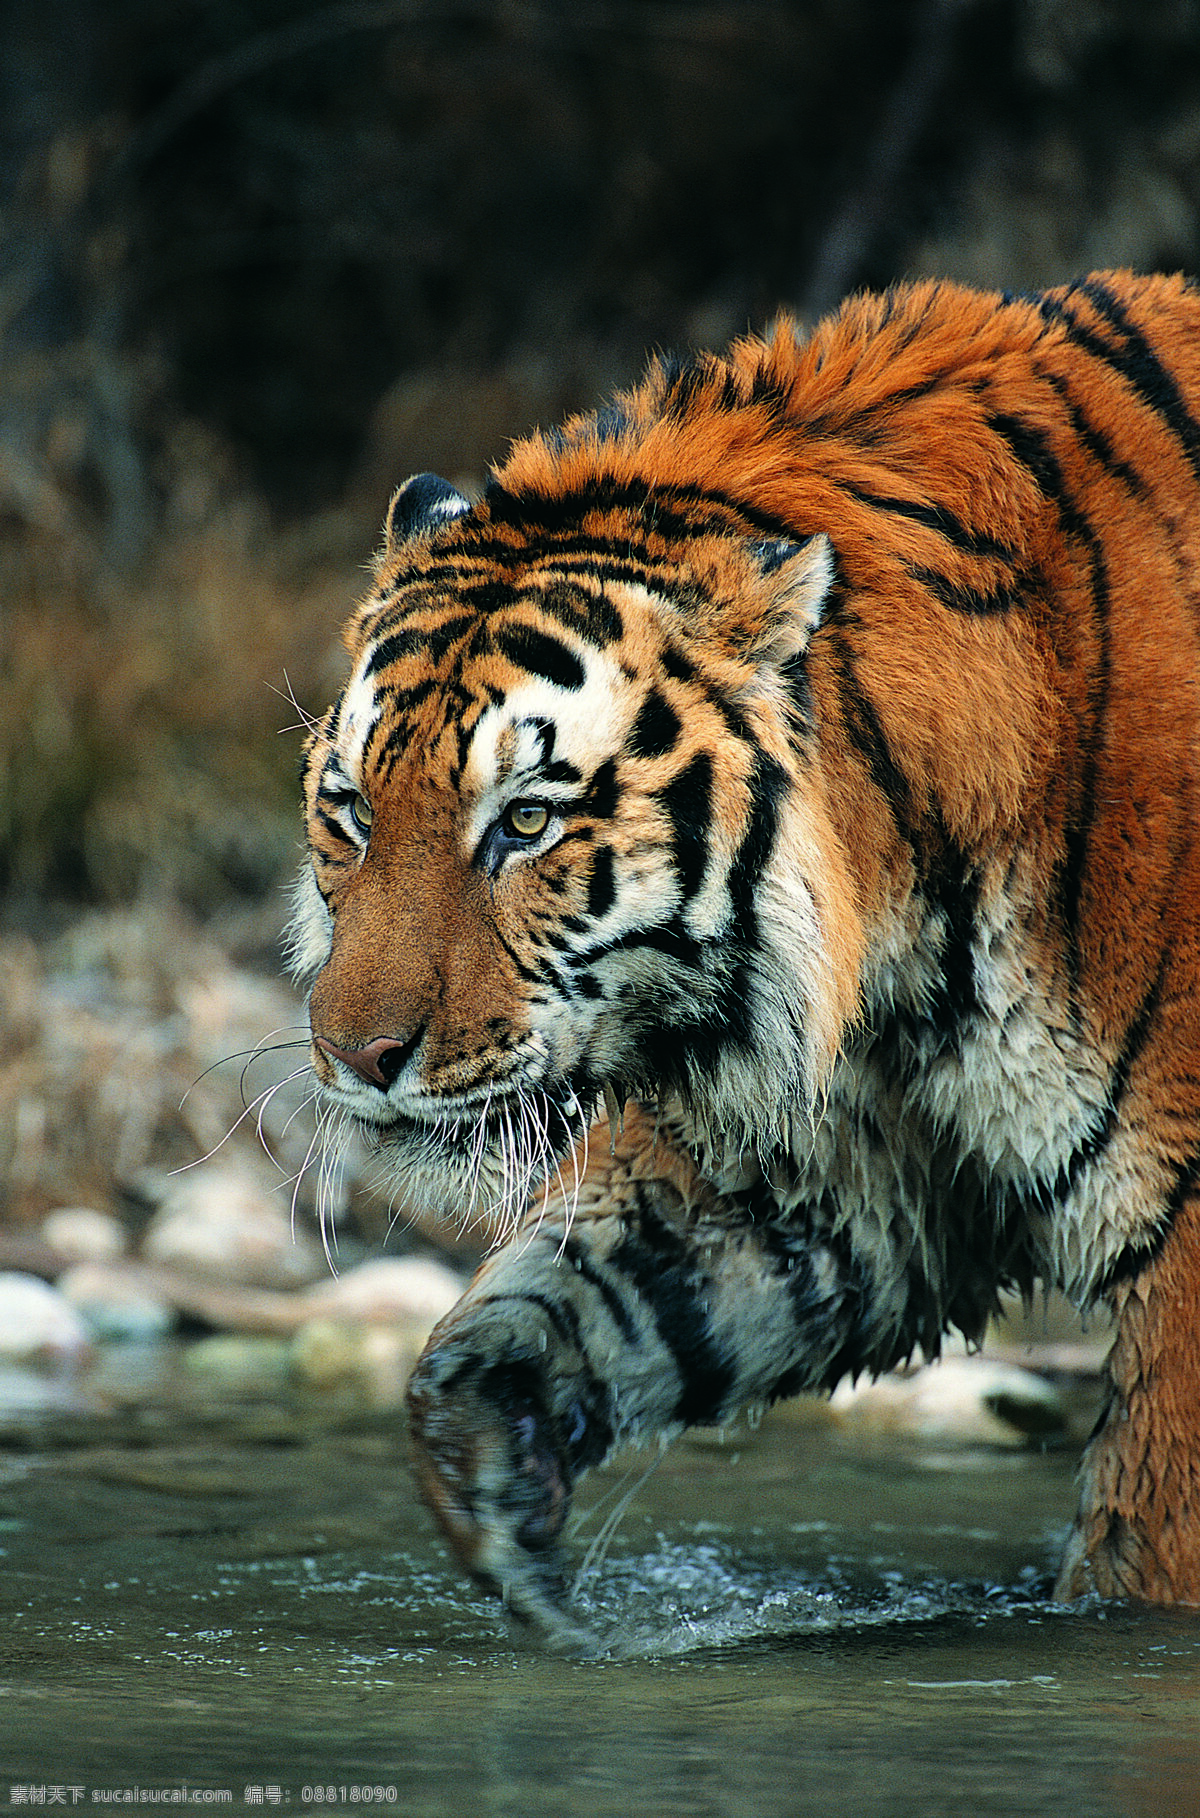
0 1352 1197 1816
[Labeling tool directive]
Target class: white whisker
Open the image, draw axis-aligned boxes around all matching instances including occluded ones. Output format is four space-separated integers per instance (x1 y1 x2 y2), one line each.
277 1082 320 1145
255 1065 313 1156
572 1448 668 1593
270 669 323 737
172 1062 312 1177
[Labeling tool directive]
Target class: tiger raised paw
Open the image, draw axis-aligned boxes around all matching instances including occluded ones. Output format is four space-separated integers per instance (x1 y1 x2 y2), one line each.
290 271 1200 1640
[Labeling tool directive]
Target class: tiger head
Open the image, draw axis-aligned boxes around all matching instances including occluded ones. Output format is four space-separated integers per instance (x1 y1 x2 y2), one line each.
291 450 865 1224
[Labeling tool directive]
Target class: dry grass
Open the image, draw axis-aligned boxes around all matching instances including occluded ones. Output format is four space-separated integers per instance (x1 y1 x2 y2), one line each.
0 371 373 1240
1 490 364 910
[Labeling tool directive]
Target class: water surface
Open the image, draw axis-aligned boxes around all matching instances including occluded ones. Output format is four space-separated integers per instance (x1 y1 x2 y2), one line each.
0 1364 1196 1816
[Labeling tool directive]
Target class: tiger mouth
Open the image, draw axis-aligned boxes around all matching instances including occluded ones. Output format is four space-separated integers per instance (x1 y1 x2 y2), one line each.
348 1075 607 1157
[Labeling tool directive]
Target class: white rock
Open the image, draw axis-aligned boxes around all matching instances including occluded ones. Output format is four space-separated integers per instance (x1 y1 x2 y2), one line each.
42 1205 127 1264
57 1261 175 1342
0 1272 93 1364
142 1166 325 1290
299 1256 463 1326
829 1355 1066 1446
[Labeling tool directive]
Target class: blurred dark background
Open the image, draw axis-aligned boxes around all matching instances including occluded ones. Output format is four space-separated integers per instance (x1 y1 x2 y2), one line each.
2 0 1199 1236
3 0 1200 915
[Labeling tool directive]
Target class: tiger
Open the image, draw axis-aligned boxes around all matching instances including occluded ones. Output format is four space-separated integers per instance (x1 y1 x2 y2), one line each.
290 269 1200 1649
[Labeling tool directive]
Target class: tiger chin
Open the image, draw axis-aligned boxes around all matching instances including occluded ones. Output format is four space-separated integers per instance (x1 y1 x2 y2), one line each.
290 269 1200 1648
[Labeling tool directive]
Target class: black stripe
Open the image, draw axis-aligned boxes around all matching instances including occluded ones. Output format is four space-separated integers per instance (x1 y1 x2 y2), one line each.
366 615 475 676
558 1235 640 1342
380 677 438 719
753 1216 876 1394
829 632 981 1042
608 1192 736 1425
727 749 786 940
572 915 704 974
536 548 701 607
660 644 752 739
484 472 802 547
628 686 681 759
364 627 423 674
1100 998 1200 1293
493 927 559 988
921 815 982 1039
538 579 624 649
1042 371 1152 502
484 1291 577 1346
988 410 1111 989
660 352 714 421
1015 1107 1118 1228
778 650 815 730
523 944 577 1002
450 690 499 780
1016 981 1165 1241
492 623 585 691
460 578 517 616
1097 1208 1176 1294
907 563 1023 616
585 844 616 919
661 751 789 1081
847 485 1016 560
706 683 754 742
804 373 946 440
529 716 556 765
524 717 582 787
827 630 921 854
661 643 696 684
1058 278 1200 485
406 540 697 610
1012 918 1176 1227
583 757 619 820
657 753 713 903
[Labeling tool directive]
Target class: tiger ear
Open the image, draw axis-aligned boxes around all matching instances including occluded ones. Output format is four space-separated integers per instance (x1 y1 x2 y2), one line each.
381 472 471 558
747 532 834 668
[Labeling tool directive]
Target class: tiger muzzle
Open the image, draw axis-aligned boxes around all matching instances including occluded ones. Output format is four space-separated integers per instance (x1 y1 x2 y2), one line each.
314 1032 421 1089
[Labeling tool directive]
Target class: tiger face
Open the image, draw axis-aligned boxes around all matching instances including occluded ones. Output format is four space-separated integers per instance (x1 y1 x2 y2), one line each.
291 473 857 1224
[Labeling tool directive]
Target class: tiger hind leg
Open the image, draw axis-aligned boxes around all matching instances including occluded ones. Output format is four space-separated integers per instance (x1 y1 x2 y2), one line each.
1055 1189 1200 1604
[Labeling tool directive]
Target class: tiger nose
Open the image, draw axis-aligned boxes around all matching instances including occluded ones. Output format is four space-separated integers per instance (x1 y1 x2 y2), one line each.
314 1032 419 1089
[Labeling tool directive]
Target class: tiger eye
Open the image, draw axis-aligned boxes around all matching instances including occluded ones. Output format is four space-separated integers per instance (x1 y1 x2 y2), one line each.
350 792 373 832
504 801 549 840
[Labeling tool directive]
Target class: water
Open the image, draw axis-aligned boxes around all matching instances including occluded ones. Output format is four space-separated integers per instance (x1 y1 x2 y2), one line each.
0 1370 1197 1815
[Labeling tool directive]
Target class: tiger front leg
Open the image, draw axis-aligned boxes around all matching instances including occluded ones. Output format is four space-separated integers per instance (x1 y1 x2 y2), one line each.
406 1107 715 1651
405 1107 862 1647
404 1260 616 1654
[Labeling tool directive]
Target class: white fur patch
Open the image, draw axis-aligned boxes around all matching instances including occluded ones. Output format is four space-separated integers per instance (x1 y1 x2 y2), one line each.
336 662 381 777
285 862 333 984
460 651 635 853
